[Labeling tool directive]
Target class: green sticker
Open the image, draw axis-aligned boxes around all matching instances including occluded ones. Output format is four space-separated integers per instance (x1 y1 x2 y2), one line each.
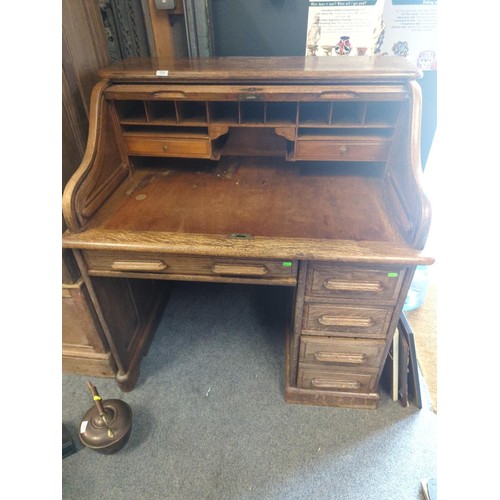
282 262 293 267
387 272 398 278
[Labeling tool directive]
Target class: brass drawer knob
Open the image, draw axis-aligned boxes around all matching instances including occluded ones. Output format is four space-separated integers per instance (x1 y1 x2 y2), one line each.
162 144 169 151
339 145 348 154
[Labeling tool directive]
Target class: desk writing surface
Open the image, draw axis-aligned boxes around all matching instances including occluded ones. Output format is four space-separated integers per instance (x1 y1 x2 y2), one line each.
88 157 401 243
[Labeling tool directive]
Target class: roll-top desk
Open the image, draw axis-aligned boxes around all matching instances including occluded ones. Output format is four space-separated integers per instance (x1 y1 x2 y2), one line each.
62 56 433 409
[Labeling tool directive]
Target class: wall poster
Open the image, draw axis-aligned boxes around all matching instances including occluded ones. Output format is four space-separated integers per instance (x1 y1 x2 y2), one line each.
306 0 437 70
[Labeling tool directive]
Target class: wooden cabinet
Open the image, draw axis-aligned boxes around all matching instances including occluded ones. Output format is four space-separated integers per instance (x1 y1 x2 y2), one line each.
62 56 433 407
62 280 116 377
288 262 413 408
62 0 117 376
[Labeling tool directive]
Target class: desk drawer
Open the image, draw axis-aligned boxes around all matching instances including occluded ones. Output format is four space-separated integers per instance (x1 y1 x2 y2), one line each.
294 138 390 161
125 135 211 158
306 264 406 304
299 336 385 369
297 365 377 393
302 304 393 339
83 251 297 281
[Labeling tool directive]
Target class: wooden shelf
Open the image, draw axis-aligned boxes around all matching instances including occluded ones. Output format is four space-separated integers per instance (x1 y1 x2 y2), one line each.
112 98 402 163
114 99 401 130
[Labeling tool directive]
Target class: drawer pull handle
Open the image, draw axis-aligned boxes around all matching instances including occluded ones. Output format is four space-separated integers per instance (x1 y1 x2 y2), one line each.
162 145 169 151
111 260 168 272
311 378 361 390
314 352 367 364
339 145 348 154
324 279 383 292
211 263 269 276
319 90 360 99
318 315 374 328
151 91 187 99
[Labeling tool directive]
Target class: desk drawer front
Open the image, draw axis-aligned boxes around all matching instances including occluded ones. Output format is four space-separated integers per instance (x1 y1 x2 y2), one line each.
297 366 376 393
307 264 406 303
302 304 392 338
125 135 211 158
83 251 297 280
299 336 385 369
294 138 390 161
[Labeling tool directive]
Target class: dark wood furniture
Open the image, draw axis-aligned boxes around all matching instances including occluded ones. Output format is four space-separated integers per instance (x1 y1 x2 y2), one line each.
62 0 117 377
62 56 433 408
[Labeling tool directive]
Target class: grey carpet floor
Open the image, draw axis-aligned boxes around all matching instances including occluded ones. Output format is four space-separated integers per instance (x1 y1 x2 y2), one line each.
62 281 437 500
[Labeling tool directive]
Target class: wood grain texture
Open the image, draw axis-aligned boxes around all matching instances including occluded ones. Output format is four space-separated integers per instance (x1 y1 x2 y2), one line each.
297 367 377 393
104 83 410 101
305 263 407 304
383 81 431 249
97 56 422 83
62 0 110 117
62 280 116 377
302 304 393 338
67 159 404 241
284 384 380 409
62 81 129 232
83 250 298 284
146 0 177 58
62 0 116 378
63 229 433 265
299 336 386 369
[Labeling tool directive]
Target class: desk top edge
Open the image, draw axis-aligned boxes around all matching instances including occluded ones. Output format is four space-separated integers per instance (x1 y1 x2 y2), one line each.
62 229 434 266
97 56 422 83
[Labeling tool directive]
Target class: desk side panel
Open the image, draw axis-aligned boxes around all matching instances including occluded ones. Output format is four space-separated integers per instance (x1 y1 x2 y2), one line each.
384 81 432 249
63 80 129 232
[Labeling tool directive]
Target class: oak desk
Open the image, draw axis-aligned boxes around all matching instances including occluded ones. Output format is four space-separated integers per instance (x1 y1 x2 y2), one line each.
62 56 433 409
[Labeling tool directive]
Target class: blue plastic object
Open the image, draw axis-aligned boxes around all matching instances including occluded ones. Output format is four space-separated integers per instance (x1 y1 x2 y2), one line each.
403 265 430 312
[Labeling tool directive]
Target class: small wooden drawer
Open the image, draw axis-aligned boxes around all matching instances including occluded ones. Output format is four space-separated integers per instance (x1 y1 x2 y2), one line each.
83 251 298 282
306 263 406 304
302 304 393 339
294 137 390 161
124 135 212 158
299 336 386 369
297 365 377 393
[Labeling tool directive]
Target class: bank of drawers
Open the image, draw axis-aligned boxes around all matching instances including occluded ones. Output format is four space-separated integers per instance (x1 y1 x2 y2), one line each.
297 263 406 394
297 335 386 393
